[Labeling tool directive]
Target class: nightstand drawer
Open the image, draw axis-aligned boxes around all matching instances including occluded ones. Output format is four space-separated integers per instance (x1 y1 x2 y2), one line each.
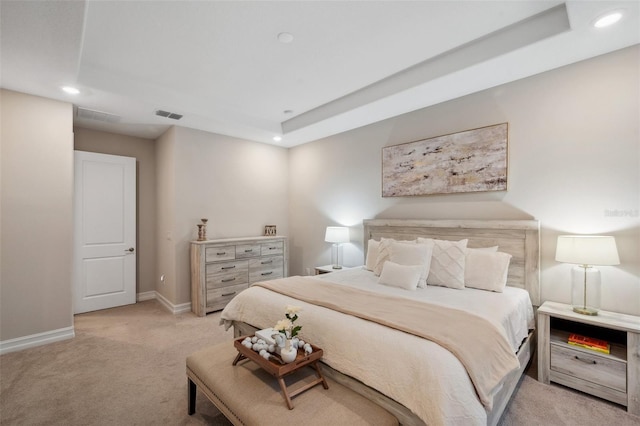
550 344 626 392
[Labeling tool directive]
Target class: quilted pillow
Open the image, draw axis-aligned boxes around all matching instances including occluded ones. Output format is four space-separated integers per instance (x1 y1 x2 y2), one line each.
388 240 433 288
421 238 468 289
465 250 512 292
378 261 422 291
364 239 380 272
373 238 415 276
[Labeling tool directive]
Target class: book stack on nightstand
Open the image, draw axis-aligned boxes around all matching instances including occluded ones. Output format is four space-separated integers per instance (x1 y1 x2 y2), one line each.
537 301 640 415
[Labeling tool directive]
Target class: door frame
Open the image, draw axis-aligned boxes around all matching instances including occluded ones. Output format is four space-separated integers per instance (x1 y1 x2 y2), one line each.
73 150 137 314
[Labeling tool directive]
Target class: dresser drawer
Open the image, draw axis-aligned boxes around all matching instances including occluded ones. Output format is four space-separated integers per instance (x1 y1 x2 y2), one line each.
236 244 261 259
206 283 248 310
261 241 284 256
550 344 626 392
206 260 249 289
205 246 236 262
249 255 283 282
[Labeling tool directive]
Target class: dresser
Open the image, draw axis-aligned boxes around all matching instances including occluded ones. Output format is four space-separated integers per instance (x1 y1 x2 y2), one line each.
538 301 640 415
190 236 288 316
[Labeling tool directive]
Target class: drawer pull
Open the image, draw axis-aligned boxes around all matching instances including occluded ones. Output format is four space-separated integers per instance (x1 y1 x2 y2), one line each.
221 278 236 283
261 260 273 265
221 265 236 270
245 249 253 253
221 292 236 297
574 355 596 365
261 271 273 276
216 252 226 255
269 247 277 250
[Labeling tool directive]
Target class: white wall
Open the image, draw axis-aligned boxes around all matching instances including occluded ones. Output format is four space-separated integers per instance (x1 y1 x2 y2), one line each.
289 46 640 315
0 89 74 340
158 126 289 305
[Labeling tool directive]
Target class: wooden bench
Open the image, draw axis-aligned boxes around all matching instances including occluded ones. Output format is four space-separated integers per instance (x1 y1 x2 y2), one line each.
187 342 399 425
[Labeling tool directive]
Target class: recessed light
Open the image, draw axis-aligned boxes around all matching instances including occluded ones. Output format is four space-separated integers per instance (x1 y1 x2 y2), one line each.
273 136 282 142
593 11 623 28
277 32 294 44
62 86 80 95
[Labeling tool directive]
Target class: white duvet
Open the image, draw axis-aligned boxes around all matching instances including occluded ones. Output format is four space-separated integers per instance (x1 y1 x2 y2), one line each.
220 267 534 426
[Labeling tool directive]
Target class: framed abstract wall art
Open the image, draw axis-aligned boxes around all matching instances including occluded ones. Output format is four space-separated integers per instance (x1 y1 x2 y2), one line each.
382 123 508 197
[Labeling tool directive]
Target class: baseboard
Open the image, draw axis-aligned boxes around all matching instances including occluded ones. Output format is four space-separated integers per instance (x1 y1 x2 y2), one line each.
0 293 192 355
137 291 156 302
154 291 192 314
0 326 75 355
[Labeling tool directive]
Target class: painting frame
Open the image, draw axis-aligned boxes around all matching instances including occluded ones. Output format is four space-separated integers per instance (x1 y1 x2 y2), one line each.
381 123 508 197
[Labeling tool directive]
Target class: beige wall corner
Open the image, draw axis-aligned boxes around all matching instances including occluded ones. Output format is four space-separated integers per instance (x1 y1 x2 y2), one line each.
171 127 289 305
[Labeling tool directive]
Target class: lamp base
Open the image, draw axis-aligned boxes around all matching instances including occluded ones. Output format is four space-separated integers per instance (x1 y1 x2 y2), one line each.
571 265 601 316
572 306 598 316
332 265 343 270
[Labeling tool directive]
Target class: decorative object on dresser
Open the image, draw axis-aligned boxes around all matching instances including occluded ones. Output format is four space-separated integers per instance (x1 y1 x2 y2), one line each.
537 301 639 415
196 218 208 241
190 236 288 316
555 235 620 316
382 123 508 197
324 226 349 269
264 225 277 236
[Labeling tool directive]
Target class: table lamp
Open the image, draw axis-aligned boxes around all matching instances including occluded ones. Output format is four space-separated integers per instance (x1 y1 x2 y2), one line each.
555 235 620 315
325 226 349 269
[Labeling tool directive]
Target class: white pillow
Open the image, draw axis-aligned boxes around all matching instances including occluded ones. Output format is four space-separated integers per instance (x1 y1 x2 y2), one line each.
378 261 422 291
465 250 512 292
388 240 433 288
467 246 498 253
420 238 468 289
373 238 415 276
364 239 380 272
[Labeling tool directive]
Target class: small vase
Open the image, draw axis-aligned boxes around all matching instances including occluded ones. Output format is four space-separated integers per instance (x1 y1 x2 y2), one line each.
280 339 297 363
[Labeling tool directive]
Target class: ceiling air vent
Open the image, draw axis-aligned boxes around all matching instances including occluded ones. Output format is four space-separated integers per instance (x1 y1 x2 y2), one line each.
155 109 183 120
76 107 121 123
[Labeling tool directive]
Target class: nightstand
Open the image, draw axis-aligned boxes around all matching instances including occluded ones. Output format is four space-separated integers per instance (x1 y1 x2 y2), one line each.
314 265 353 275
537 301 639 415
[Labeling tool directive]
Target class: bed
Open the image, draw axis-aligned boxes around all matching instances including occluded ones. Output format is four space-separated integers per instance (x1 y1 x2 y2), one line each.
220 219 540 425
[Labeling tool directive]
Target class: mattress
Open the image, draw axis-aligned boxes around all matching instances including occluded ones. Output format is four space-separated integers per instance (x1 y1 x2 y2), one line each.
316 267 535 352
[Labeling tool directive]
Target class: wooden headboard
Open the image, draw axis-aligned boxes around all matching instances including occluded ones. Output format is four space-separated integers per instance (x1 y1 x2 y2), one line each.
363 219 540 306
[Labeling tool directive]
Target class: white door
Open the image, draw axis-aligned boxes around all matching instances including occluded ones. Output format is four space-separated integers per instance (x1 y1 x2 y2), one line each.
74 151 136 314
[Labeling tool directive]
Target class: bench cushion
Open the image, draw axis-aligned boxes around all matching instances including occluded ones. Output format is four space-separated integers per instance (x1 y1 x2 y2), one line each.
187 342 398 426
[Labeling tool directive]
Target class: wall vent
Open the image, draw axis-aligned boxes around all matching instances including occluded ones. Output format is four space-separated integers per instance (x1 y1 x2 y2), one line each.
76 107 121 123
155 110 183 120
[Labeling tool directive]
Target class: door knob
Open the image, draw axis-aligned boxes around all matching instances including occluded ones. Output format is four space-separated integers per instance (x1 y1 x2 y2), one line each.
125 247 135 252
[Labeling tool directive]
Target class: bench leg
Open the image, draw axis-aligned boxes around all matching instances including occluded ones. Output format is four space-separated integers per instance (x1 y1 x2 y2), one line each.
188 378 197 415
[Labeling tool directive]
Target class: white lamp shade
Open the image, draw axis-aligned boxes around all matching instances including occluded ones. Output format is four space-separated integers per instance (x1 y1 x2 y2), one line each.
555 235 620 266
325 226 349 244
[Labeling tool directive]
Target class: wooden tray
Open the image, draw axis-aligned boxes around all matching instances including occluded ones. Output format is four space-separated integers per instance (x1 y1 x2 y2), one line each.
233 335 328 408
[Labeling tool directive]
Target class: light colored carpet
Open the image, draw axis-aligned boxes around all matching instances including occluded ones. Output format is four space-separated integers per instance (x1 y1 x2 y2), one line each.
1 300 638 425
